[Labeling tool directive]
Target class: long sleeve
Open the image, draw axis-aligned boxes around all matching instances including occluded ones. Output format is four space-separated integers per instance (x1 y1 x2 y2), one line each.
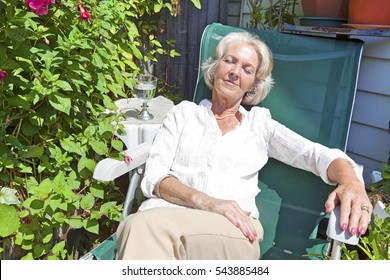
262 112 364 185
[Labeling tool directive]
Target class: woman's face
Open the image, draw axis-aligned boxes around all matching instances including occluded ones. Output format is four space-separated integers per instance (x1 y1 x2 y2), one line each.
213 41 259 104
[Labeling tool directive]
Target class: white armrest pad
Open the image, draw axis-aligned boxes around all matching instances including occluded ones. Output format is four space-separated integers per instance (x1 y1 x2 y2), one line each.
326 205 359 245
93 141 152 181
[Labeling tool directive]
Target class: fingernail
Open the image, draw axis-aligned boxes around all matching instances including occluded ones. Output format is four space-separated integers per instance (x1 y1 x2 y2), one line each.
359 227 366 236
341 223 347 231
350 227 356 235
235 221 240 228
252 232 257 241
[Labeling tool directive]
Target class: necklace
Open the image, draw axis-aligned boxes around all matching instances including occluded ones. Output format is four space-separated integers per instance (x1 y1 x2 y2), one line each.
214 112 237 120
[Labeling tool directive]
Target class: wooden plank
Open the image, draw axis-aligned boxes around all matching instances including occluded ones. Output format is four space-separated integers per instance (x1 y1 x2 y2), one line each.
347 122 390 162
357 57 390 96
353 36 390 60
347 152 384 186
228 1 242 16
283 25 390 37
352 91 390 130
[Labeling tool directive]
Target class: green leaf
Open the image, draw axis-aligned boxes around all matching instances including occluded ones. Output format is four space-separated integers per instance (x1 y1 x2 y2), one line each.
0 187 21 205
51 241 66 255
54 80 73 91
111 139 124 152
21 253 34 260
107 83 125 98
18 145 44 159
29 178 53 199
67 216 83 229
41 227 53 244
48 92 71 115
33 243 49 258
129 43 143 60
90 210 101 220
99 123 115 135
48 195 62 212
89 140 108 155
0 43 6 64
7 95 30 109
90 184 104 199
100 201 117 215
125 20 139 37
80 193 94 210
28 199 45 215
78 156 96 176
92 52 105 69
53 212 66 223
0 204 20 238
191 0 201 9
84 126 96 138
83 217 99 234
16 162 33 173
154 2 163 13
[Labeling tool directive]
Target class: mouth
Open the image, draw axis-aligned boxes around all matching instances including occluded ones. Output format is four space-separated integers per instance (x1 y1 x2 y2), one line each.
224 79 238 86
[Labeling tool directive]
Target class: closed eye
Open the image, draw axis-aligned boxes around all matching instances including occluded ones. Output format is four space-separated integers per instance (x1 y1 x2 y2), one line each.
224 58 235 64
244 67 254 74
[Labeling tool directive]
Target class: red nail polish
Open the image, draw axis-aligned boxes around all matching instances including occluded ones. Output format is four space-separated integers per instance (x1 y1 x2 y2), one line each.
350 227 356 235
341 223 347 231
359 227 366 236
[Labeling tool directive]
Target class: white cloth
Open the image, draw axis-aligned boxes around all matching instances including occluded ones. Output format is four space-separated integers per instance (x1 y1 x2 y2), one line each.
139 99 363 218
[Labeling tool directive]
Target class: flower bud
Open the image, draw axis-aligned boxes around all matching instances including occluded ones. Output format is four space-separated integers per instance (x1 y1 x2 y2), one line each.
0 70 7 84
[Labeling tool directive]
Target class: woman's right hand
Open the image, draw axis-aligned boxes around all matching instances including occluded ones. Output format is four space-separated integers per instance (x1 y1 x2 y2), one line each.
158 176 258 242
198 196 258 242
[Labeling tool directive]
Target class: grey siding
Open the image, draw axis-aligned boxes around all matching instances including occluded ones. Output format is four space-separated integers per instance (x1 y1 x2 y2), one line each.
348 36 390 185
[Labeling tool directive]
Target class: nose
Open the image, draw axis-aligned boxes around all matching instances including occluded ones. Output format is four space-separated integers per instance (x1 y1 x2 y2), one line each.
229 65 240 78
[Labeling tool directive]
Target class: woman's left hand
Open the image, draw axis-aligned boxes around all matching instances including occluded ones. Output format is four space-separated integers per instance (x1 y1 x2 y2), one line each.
325 159 372 236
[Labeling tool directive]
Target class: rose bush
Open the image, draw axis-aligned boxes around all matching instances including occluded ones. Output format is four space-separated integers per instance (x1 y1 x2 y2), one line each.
0 0 200 259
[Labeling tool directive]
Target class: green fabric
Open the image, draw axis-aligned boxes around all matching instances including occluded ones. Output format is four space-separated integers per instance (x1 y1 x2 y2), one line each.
194 23 363 259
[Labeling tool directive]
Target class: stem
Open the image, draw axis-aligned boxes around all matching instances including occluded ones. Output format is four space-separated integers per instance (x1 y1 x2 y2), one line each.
43 0 62 27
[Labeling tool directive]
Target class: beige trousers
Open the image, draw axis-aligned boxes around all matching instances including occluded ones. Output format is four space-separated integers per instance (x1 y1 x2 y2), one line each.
116 207 264 260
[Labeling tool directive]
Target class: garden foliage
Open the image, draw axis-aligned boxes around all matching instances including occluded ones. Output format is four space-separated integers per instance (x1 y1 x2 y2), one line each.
0 0 200 259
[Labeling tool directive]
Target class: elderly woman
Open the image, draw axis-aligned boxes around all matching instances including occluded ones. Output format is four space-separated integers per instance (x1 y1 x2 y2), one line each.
116 31 372 260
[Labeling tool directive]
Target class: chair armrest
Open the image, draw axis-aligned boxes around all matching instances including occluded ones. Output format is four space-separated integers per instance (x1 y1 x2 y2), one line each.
93 141 152 182
326 205 359 246
326 205 359 260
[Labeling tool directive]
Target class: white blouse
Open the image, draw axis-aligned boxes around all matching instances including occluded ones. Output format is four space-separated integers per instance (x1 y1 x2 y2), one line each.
139 99 363 218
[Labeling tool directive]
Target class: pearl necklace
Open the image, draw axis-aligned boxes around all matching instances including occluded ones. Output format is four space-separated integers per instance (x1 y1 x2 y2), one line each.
214 112 237 120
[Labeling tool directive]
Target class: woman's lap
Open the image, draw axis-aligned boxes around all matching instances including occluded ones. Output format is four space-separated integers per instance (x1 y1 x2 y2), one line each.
116 207 263 260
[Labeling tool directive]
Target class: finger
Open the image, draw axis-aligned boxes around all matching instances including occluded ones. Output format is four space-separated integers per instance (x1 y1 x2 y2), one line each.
237 216 258 242
225 209 257 242
324 191 340 213
345 202 361 235
358 204 372 236
336 196 355 232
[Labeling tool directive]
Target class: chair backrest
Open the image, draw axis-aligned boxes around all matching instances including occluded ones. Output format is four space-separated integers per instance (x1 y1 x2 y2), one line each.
193 23 363 259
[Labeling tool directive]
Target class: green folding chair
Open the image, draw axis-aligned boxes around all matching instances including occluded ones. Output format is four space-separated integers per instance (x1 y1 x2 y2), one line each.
82 23 363 260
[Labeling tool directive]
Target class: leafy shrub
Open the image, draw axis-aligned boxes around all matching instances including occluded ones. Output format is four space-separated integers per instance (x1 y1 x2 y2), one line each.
341 215 390 260
0 0 200 259
245 0 297 31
